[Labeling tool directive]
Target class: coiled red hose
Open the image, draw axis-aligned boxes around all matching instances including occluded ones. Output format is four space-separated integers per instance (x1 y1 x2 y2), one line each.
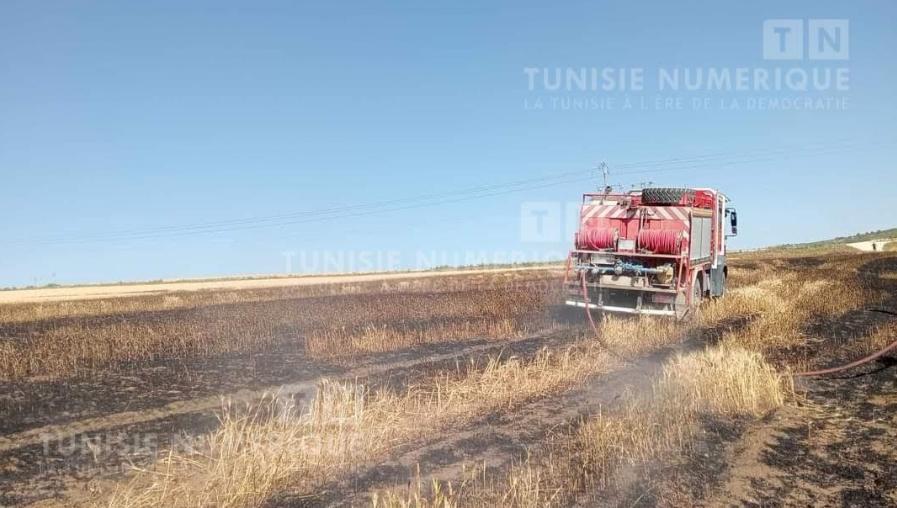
638 229 681 254
577 228 617 250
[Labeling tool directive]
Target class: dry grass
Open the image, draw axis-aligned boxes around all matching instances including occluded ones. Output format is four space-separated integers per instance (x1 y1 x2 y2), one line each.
0 271 553 323
597 314 683 357
0 274 559 380
378 345 791 508
847 321 897 355
304 288 556 358
104 346 609 507
100 311 705 507
101 250 864 507
19 250 897 507
503 345 790 506
699 260 876 358
373 251 892 507
656 345 791 416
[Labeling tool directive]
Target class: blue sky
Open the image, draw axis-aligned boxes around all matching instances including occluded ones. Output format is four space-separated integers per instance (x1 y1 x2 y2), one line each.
1 1 895 286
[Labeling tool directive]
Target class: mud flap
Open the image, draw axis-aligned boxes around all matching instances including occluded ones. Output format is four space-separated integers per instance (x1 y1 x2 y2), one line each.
674 290 689 320
709 255 727 297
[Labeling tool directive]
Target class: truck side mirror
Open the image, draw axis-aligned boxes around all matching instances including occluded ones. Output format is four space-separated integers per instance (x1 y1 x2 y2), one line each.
725 208 738 237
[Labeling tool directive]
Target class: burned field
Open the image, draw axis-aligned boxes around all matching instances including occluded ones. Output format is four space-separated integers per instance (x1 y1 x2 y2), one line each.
0 270 569 504
1 251 896 507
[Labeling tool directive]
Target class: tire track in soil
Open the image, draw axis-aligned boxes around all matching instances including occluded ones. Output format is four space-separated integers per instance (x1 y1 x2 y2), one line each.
697 366 897 507
0 331 574 455
269 339 705 508
0 329 580 506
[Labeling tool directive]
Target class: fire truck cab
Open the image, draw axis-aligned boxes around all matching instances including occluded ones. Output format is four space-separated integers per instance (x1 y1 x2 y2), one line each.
564 187 737 319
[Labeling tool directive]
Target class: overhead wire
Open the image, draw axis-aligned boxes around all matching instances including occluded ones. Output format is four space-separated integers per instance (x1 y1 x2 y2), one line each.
9 139 891 246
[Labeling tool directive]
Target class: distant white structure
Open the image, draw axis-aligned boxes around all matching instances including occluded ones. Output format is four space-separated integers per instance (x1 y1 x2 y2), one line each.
847 239 892 252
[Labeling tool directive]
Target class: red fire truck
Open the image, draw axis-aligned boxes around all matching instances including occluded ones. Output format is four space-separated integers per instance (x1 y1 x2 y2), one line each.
564 187 738 319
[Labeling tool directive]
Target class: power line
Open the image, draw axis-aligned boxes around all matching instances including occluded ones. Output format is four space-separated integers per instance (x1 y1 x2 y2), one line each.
18 174 596 245
616 140 890 177
15 140 882 245
10 139 890 246
19 169 591 244
609 137 873 171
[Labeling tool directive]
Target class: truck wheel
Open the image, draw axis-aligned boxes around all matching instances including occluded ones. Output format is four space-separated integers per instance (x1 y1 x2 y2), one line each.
641 187 695 205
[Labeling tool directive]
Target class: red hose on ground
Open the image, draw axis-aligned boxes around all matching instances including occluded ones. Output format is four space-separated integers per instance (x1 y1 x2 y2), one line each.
580 271 628 362
580 271 600 335
577 228 617 250
794 309 897 377
795 337 897 376
638 229 681 254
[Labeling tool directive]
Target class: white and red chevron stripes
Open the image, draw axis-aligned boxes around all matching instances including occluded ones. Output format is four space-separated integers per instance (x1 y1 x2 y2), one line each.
643 206 690 228
580 204 634 222
581 205 691 227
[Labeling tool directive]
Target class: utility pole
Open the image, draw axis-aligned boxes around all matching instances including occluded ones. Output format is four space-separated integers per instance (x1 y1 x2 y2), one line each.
596 162 610 193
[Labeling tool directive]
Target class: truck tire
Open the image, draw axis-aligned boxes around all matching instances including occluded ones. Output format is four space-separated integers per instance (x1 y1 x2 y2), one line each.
642 187 695 205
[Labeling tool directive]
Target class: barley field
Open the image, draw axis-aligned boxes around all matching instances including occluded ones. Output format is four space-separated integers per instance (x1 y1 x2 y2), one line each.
1 247 895 507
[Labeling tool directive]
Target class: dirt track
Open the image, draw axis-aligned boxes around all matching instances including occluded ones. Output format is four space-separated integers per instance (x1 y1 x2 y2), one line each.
295 344 678 507
705 371 897 506
0 328 579 506
0 332 568 455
